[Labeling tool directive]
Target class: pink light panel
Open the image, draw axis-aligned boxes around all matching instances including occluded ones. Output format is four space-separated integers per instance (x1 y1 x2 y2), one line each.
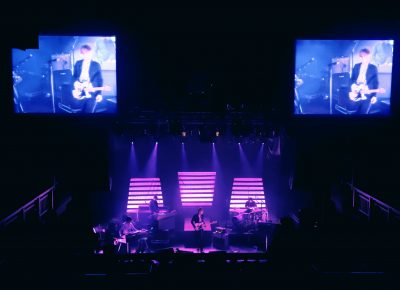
229 177 266 210
126 177 164 213
178 172 216 207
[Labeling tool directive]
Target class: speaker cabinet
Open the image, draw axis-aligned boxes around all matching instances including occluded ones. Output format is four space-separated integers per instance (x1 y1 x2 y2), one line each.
332 72 350 108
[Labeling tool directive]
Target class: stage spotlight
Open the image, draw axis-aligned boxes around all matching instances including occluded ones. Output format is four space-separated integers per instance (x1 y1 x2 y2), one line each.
131 141 133 144
156 142 158 145
215 131 220 137
238 142 241 145
181 131 187 137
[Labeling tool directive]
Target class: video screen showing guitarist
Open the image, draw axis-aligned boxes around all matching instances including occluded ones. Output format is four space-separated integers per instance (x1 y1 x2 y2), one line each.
72 44 103 113
191 208 205 253
349 48 383 114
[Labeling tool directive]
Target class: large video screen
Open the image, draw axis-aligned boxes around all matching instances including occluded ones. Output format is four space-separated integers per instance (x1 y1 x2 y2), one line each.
294 40 393 115
12 35 117 114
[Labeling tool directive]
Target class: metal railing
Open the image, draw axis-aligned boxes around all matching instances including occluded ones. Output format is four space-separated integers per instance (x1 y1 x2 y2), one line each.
349 183 400 222
0 185 56 228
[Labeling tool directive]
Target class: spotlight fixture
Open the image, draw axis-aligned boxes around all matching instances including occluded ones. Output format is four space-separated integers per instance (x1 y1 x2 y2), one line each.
215 131 220 137
156 142 158 145
181 131 187 137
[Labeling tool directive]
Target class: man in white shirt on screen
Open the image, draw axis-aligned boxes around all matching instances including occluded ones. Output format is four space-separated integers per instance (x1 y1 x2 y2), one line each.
348 48 379 114
72 44 103 113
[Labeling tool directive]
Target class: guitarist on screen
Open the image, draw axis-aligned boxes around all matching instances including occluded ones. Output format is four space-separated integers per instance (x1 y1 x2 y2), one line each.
72 44 104 113
191 208 206 253
348 48 385 114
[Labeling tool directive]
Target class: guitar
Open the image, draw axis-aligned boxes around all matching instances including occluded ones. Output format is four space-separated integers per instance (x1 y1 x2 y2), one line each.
349 83 386 102
72 81 112 100
194 220 217 231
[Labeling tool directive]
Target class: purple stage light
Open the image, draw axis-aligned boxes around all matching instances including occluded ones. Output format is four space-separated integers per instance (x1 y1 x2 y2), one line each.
144 142 158 177
180 189 214 193
179 180 215 185
131 178 160 181
181 194 214 198
234 178 262 181
178 172 216 207
180 185 215 189
179 176 215 180
178 172 216 176
229 177 267 210
181 202 213 207
126 177 164 213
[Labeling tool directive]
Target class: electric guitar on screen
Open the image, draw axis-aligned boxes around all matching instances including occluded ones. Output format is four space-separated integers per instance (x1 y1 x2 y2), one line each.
349 83 386 102
72 81 112 100
194 220 217 231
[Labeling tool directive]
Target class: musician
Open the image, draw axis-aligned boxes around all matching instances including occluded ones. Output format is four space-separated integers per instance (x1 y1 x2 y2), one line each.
119 216 139 237
191 208 205 253
245 197 257 212
149 195 160 231
349 48 379 114
72 44 103 113
149 195 160 214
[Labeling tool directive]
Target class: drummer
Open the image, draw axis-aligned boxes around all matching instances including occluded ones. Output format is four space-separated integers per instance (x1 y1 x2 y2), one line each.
244 197 257 213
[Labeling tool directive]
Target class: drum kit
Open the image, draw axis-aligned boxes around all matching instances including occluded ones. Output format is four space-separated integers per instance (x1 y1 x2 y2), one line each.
231 207 268 232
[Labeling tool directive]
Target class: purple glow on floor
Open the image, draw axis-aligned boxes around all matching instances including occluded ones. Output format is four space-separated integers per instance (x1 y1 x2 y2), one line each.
178 171 216 207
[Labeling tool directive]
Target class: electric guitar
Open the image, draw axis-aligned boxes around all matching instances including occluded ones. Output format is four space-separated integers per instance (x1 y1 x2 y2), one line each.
194 220 217 231
72 81 112 100
349 83 385 102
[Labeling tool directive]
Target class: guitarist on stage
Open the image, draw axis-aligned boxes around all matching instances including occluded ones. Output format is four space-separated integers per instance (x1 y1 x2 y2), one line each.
191 208 205 253
72 44 103 113
349 48 379 114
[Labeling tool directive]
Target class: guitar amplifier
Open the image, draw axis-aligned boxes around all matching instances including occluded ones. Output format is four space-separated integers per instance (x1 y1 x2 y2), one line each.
53 70 73 107
332 72 350 108
332 57 350 74
51 54 72 71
